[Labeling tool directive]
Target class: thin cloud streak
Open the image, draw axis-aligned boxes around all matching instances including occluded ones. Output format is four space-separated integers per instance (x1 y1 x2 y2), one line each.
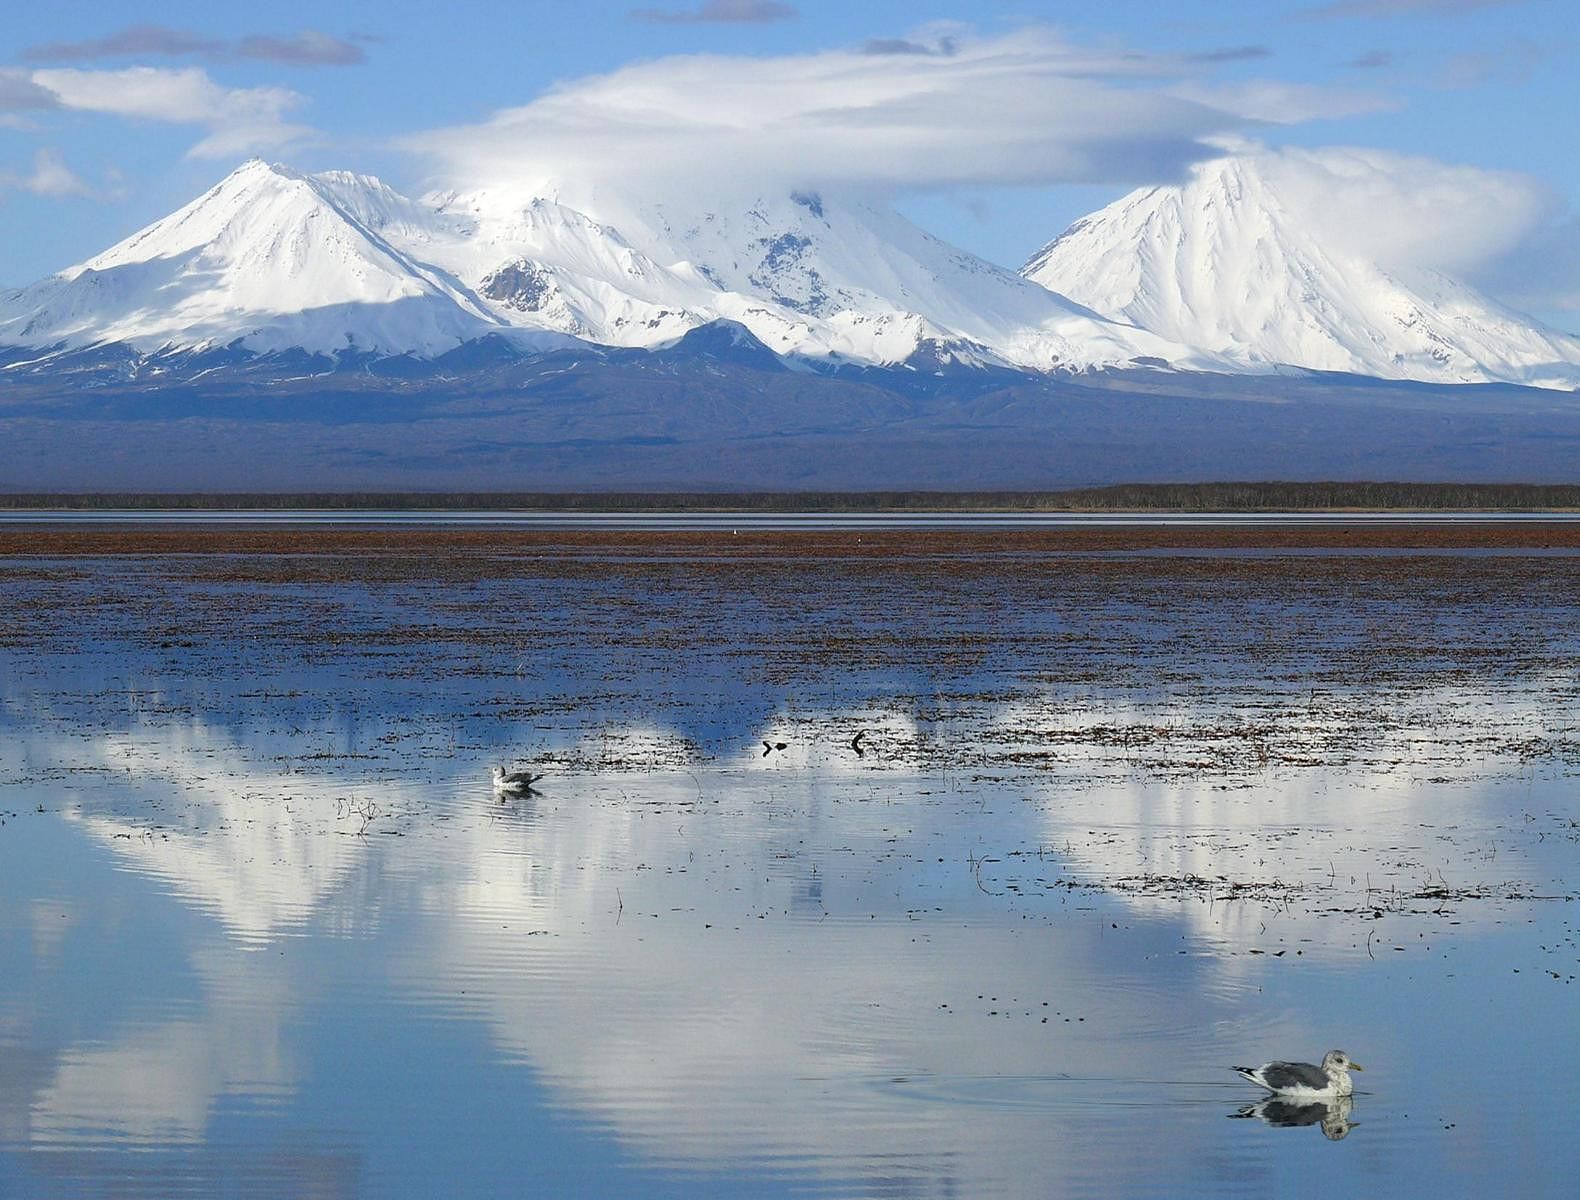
1346 49 1395 68
860 38 958 56
1169 79 1399 123
1185 45 1274 63
630 1 797 24
234 33 367 66
20 25 367 68
20 25 222 62
1300 0 1526 17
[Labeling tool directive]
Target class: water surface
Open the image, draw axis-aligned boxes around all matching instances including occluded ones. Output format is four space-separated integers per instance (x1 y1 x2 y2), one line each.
1 537 1577 1197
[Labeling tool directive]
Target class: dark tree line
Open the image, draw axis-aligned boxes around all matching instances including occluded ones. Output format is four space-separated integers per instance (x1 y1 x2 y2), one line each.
2 483 1578 512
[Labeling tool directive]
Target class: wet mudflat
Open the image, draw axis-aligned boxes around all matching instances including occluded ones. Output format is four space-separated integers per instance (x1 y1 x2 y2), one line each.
1 525 1578 1198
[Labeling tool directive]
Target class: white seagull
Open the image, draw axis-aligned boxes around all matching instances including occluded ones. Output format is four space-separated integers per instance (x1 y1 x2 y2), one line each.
492 765 544 795
1233 1050 1363 1098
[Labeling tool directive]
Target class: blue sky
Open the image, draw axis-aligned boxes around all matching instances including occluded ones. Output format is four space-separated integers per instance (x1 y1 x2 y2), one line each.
2 0 1576 324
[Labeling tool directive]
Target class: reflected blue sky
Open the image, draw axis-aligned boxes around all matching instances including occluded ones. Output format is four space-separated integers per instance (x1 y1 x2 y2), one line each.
2 548 1578 1196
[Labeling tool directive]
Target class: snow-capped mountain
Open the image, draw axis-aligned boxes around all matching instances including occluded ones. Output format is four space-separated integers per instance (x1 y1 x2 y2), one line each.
1022 153 1580 390
0 160 1204 374
0 160 518 358
4 155 1577 390
479 184 1197 370
328 167 1212 370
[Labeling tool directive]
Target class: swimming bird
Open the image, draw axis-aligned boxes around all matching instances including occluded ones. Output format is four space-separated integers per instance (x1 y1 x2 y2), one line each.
850 729 867 756
1233 1050 1362 1098
1231 1094 1356 1141
492 765 543 795
762 740 787 757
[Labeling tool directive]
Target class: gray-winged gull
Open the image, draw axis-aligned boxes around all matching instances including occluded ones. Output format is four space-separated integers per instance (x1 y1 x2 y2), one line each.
492 765 544 795
1233 1050 1363 1097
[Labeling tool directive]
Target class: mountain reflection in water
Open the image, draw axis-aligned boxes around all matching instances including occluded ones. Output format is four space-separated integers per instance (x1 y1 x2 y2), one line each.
1 542 1578 1198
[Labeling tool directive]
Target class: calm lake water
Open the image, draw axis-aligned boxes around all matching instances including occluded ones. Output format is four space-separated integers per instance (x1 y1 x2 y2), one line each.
1 538 1577 1197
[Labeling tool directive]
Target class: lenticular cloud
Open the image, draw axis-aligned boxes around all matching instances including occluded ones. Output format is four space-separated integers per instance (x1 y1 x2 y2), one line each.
401 29 1249 199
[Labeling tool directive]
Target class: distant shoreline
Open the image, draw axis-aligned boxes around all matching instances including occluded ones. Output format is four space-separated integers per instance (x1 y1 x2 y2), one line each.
2 482 1579 513
5 523 1580 559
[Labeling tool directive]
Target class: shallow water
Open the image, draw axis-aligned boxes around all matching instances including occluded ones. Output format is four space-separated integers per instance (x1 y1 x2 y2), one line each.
1 543 1578 1198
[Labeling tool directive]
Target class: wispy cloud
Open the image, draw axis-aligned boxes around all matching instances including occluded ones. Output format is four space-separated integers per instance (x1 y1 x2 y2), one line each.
233 32 367 66
1346 49 1395 68
0 148 89 196
20 25 222 62
860 37 958 56
21 25 367 68
631 1 797 24
1167 79 1398 123
1301 0 1525 17
1185 45 1274 64
1437 40 1550 88
29 67 311 158
403 28 1266 202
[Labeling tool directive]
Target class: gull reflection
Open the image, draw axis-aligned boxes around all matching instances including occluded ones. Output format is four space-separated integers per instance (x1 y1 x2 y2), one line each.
1230 1094 1357 1141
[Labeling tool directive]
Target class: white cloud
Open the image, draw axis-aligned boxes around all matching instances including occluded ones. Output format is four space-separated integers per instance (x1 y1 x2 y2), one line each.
402 28 1256 201
29 66 310 158
1471 216 1580 316
1244 143 1557 276
24 147 88 195
0 148 89 196
1169 79 1399 123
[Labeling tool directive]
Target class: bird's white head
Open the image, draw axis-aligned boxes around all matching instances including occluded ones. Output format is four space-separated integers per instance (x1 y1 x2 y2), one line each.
1322 1050 1363 1081
491 764 507 785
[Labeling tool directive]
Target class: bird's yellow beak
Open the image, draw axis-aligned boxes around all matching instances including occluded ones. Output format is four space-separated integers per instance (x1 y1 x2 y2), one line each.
1349 1062 1364 1071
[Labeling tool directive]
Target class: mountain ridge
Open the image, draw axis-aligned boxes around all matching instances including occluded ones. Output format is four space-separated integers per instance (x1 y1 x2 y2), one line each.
2 155 1577 391
2 158 1203 374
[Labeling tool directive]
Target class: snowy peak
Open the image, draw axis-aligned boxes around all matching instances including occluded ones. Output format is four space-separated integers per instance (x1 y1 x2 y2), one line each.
1022 153 1580 390
1 160 504 357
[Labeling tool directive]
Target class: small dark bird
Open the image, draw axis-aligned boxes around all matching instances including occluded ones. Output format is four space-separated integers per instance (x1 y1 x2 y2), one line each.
850 729 867 756
762 740 788 756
